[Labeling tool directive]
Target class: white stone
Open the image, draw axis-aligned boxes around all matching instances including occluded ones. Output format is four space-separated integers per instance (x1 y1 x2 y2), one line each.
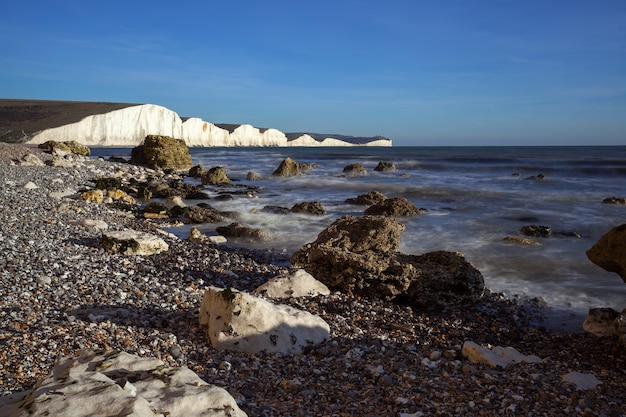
0 350 247 417
199 286 330 354
562 372 603 390
102 230 169 255
461 341 541 368
253 269 330 298
23 181 38 189
209 235 227 244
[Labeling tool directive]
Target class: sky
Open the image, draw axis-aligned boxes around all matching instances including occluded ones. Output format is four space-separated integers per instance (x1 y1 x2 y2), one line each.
1 0 625 146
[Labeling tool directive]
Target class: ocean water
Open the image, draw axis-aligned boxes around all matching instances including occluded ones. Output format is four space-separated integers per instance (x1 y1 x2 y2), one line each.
94 146 626 314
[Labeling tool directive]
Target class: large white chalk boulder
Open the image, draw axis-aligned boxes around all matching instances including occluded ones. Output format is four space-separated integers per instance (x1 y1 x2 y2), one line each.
200 287 330 354
253 269 330 298
0 350 247 417
461 341 541 368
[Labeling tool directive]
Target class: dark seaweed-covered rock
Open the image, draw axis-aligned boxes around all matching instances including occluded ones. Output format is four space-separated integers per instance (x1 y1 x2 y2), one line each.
520 225 552 238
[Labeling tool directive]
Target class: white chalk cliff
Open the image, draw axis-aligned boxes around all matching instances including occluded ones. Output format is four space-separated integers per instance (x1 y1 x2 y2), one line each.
26 104 392 147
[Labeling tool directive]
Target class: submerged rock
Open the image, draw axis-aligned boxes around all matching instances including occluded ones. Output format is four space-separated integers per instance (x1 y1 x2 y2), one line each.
343 163 367 175
364 196 424 216
374 161 397 172
520 225 552 238
291 201 327 215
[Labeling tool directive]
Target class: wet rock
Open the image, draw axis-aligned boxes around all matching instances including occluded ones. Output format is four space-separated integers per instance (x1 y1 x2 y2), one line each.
364 197 424 216
520 225 552 238
343 163 367 175
0 350 247 417
272 157 304 176
132 135 192 171
246 171 262 181
261 205 292 215
188 164 206 178
215 222 270 243
345 190 388 206
524 173 546 180
187 227 227 245
183 205 224 223
462 341 541 368
291 201 327 215
374 161 397 172
253 269 330 298
586 224 626 283
503 235 541 245
291 215 484 307
602 196 626 205
199 287 330 354
101 230 169 255
201 166 231 185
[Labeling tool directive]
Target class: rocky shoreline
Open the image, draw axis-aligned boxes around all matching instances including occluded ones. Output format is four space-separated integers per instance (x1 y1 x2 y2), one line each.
0 142 624 416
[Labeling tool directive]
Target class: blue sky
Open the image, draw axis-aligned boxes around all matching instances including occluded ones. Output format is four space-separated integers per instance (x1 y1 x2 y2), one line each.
2 1 625 146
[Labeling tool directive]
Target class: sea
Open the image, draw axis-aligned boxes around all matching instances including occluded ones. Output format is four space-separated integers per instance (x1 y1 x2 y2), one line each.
92 146 626 319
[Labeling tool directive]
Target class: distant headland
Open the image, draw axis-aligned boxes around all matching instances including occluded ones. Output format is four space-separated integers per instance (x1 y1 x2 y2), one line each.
0 99 392 147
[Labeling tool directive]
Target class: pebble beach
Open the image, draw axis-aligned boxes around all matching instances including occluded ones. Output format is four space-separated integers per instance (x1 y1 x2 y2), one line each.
0 143 624 416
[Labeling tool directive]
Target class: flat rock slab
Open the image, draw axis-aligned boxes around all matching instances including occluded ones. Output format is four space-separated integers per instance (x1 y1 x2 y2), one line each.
0 350 247 417
102 230 169 255
462 341 541 368
200 286 330 354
